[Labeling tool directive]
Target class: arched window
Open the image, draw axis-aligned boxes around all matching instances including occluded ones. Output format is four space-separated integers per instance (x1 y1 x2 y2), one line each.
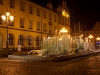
18 35 24 45
8 34 14 45
28 35 32 46
36 36 40 46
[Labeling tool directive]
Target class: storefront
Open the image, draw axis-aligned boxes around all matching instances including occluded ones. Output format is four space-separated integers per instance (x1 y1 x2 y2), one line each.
95 41 100 49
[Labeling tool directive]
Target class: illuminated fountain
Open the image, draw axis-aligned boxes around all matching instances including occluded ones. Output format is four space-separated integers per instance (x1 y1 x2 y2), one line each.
41 29 93 57
41 28 85 57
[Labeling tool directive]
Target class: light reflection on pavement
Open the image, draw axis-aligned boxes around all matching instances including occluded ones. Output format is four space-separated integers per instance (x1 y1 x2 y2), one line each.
0 54 100 75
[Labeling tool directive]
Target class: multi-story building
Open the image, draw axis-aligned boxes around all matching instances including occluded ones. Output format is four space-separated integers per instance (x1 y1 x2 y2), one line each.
0 0 70 51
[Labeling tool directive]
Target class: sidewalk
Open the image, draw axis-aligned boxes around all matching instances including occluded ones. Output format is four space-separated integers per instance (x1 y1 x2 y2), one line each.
8 49 100 62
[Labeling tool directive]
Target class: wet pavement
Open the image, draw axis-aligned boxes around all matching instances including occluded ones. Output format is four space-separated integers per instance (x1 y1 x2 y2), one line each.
0 53 100 75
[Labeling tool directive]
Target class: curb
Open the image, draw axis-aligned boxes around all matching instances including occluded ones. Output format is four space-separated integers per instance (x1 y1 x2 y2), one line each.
8 50 100 62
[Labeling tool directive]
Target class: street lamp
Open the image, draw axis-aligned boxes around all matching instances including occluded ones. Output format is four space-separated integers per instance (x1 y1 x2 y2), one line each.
1 12 14 54
96 37 100 40
88 34 94 45
60 27 68 34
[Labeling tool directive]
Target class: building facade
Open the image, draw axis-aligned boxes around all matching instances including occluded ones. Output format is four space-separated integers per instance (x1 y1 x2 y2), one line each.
0 0 70 51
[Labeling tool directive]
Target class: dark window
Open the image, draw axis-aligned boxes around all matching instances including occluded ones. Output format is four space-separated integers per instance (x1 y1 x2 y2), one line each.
20 18 24 28
29 20 33 29
43 10 46 18
9 0 15 8
43 23 46 32
8 34 14 45
37 22 40 31
54 15 57 22
29 5 33 14
36 36 40 46
0 0 3 4
28 36 32 46
49 13 52 20
18 35 24 45
20 1 25 12
37 9 40 16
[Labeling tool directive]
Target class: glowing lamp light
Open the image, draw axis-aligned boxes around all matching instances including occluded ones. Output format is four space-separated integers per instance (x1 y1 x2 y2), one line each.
96 37 100 40
88 35 93 39
67 15 69 17
1 15 6 21
6 12 10 16
62 9 69 18
60 28 68 33
10 16 14 21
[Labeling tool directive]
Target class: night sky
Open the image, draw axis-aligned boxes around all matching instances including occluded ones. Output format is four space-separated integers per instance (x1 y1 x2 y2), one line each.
30 0 100 29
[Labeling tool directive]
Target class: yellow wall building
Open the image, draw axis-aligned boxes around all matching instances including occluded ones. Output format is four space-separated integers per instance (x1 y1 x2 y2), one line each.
0 0 70 51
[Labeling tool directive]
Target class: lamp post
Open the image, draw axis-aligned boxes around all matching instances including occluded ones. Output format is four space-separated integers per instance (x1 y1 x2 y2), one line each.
88 35 93 41
88 35 94 50
1 12 14 54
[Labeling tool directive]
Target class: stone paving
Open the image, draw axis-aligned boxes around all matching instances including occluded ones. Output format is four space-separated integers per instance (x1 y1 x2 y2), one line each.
1 52 100 75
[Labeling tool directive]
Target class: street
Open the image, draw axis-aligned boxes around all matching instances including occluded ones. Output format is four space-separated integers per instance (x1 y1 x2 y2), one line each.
0 53 100 75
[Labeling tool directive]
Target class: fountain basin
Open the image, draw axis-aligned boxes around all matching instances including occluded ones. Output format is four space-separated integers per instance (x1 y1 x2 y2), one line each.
8 50 99 62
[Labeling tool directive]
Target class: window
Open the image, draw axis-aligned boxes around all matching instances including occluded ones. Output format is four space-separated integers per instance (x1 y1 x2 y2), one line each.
43 10 46 18
58 15 61 24
37 9 40 16
0 15 2 24
20 18 24 28
49 13 52 20
9 21 14 26
43 23 46 32
29 5 33 14
20 1 25 12
28 36 32 46
54 15 57 22
29 20 33 29
18 35 24 45
8 34 14 45
54 26 57 33
0 0 3 4
37 22 40 31
9 0 15 8
49 25 52 33
36 36 40 46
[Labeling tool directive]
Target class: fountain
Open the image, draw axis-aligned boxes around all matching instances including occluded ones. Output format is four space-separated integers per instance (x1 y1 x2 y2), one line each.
40 31 94 57
8 32 93 62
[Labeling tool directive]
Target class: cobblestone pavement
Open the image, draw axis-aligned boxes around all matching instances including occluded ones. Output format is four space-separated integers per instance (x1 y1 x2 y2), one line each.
0 54 100 75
